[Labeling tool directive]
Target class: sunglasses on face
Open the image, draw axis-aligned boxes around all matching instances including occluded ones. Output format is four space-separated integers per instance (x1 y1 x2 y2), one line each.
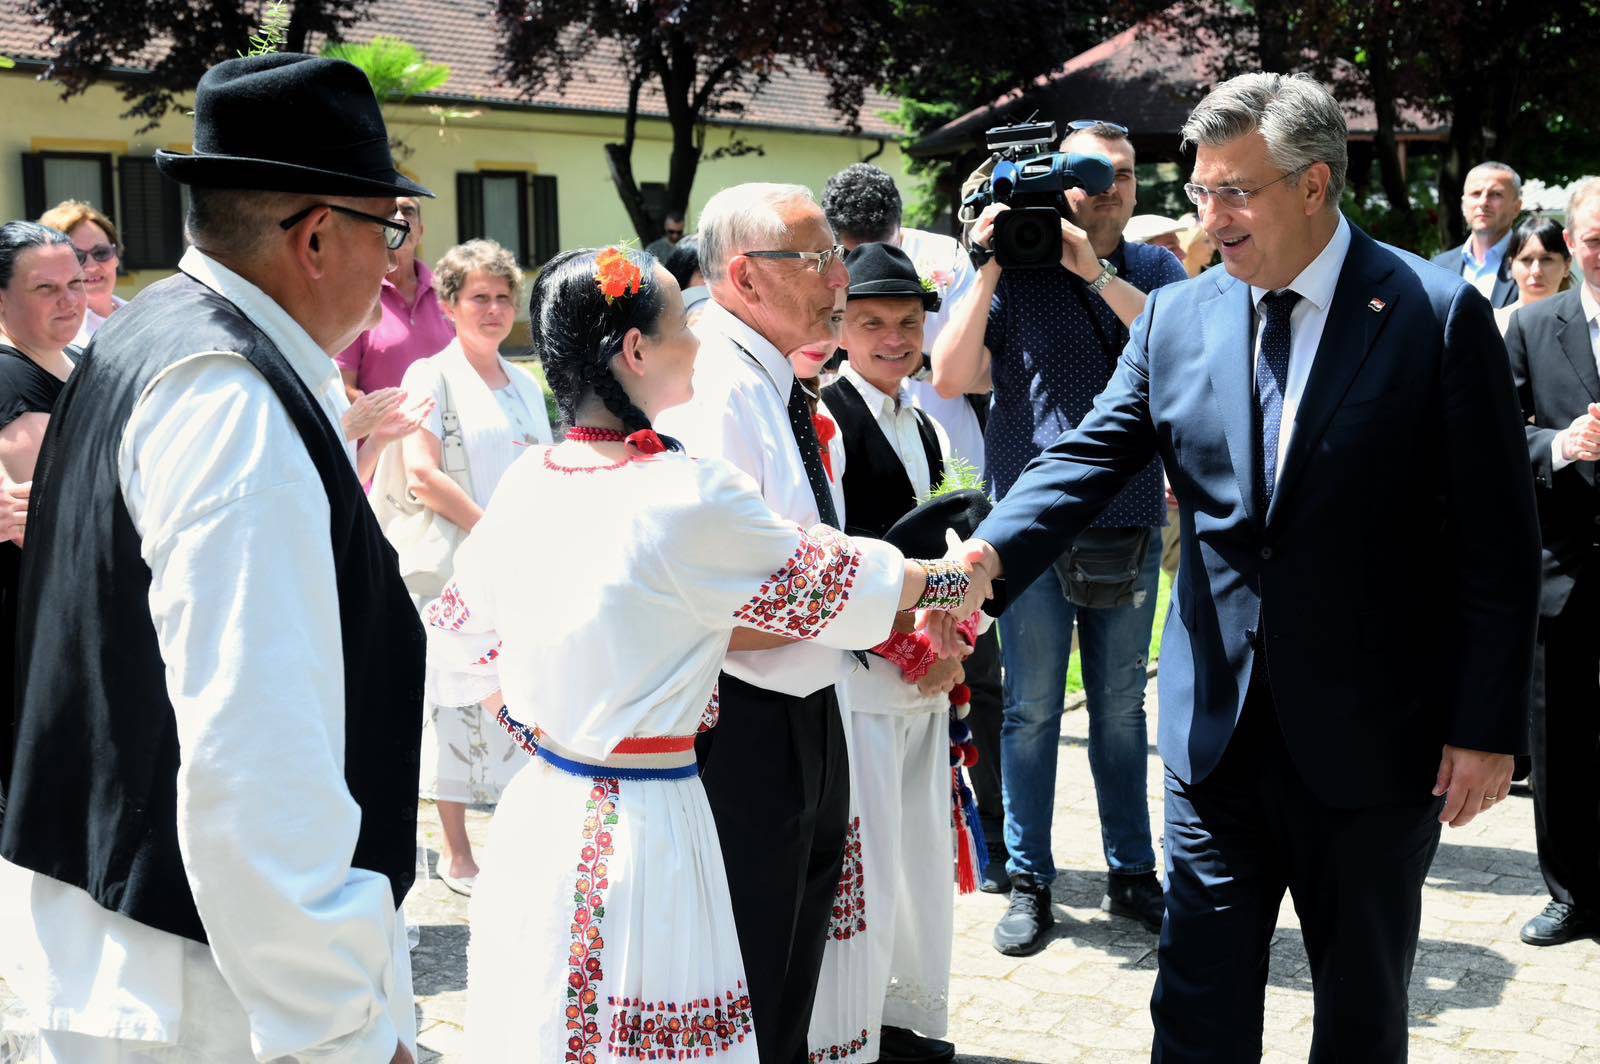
72 243 118 265
743 244 847 275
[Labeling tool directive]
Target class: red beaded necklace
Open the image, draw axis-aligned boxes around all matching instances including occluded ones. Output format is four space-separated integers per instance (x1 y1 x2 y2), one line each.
547 425 668 473
565 426 627 443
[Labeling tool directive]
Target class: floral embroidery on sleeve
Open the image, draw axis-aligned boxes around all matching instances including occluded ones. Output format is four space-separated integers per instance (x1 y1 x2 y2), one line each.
732 525 861 641
425 581 471 632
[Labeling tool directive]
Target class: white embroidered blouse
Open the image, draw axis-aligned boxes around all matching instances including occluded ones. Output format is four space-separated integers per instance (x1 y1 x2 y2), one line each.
425 447 907 759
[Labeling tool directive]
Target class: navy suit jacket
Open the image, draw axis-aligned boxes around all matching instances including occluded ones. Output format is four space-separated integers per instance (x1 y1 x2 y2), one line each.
975 224 1541 808
1430 246 1518 309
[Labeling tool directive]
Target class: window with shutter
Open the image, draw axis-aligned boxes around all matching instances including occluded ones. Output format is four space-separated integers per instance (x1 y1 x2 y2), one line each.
20 151 115 221
531 175 559 266
455 171 529 265
118 157 184 269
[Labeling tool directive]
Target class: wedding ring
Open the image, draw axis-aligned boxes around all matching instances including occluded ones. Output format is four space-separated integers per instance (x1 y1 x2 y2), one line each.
1483 795 1498 802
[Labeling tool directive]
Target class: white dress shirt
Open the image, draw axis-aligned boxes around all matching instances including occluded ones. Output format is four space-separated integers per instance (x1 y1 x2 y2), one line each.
837 362 952 502
898 226 988 473
656 299 856 698
1250 214 1353 486
1549 283 1600 472
3 248 411 1061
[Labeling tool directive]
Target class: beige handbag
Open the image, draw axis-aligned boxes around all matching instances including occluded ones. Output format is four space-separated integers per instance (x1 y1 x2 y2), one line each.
370 372 475 598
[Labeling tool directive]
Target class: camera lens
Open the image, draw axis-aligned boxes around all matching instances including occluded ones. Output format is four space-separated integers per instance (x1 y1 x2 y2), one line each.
1011 216 1049 255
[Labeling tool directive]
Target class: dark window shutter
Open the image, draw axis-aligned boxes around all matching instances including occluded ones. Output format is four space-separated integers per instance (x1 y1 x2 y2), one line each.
531 175 559 266
118 156 184 269
511 171 530 266
21 153 45 220
456 172 484 241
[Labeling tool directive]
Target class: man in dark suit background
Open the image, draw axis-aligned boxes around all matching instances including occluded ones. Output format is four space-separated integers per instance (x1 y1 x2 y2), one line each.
1502 175 1600 947
1431 161 1523 309
953 73 1541 1061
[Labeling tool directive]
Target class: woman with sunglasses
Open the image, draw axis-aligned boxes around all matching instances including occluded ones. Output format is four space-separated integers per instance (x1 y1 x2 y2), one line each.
38 200 125 347
0 220 84 792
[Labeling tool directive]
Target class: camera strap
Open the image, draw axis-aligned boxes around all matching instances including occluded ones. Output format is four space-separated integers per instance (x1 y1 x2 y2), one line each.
1069 270 1127 378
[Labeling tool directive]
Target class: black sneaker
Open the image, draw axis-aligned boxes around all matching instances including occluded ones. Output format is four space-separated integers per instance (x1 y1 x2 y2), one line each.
1520 899 1599 946
979 857 1011 894
876 1025 956 1063
992 872 1054 956
1103 871 1164 934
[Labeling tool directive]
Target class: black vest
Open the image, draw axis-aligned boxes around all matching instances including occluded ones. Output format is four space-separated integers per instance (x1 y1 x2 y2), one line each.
1 272 425 944
823 374 945 539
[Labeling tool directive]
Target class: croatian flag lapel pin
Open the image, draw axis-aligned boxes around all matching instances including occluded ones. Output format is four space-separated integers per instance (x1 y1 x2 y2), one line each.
1367 297 1387 313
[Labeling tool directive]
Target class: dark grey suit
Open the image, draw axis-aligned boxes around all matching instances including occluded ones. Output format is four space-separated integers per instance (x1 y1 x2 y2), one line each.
1504 287 1600 914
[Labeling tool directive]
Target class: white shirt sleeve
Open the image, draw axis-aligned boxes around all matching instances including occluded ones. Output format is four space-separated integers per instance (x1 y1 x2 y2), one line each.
120 352 401 1063
1552 432 1572 472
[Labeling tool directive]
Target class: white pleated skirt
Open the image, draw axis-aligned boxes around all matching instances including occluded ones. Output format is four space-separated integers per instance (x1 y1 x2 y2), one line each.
467 758 759 1062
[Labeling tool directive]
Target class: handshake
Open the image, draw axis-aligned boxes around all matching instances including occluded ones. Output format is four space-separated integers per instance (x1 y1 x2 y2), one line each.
907 535 1002 660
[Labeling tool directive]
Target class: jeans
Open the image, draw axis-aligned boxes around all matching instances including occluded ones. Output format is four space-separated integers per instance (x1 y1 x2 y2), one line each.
998 534 1161 882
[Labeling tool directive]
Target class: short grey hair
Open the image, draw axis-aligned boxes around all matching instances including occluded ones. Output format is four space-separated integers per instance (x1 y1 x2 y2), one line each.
434 238 523 305
1181 72 1348 210
185 187 310 261
696 182 815 285
1567 178 1600 230
1465 161 1522 197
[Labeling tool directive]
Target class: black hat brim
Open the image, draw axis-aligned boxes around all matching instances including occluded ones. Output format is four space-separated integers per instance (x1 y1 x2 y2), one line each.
154 150 434 198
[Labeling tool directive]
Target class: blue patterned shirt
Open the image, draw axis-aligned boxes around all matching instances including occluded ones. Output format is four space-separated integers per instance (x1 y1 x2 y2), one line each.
984 239 1188 527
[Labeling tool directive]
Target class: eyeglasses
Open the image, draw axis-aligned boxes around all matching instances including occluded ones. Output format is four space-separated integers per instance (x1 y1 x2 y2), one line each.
72 243 118 266
1184 166 1310 211
278 204 412 251
743 244 847 275
1067 119 1130 136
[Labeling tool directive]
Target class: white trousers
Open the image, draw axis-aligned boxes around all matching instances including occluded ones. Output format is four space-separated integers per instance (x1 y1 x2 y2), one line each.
853 710 953 1039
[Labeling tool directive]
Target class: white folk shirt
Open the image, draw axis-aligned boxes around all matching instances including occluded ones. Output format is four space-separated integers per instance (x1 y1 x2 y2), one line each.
2 248 410 1061
832 366 956 716
1549 283 1600 472
657 299 856 698
1249 213 1353 488
899 226 987 474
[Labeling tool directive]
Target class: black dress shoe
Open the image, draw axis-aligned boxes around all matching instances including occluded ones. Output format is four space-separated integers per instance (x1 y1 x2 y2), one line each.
876 1025 956 1063
993 872 1053 956
1520 899 1599 946
979 857 1011 894
1103 871 1164 933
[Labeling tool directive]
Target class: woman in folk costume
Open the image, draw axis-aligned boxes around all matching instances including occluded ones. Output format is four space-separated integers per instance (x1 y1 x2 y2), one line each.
423 246 987 1062
396 238 553 896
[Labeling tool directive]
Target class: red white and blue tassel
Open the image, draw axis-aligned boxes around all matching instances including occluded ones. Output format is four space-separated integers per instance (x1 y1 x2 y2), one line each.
948 683 988 894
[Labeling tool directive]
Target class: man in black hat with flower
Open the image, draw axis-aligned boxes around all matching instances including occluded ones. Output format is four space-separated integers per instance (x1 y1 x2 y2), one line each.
1 54 430 1062
811 243 967 1064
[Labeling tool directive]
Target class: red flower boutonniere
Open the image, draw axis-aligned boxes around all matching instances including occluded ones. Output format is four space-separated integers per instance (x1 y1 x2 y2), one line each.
595 247 643 303
812 413 837 480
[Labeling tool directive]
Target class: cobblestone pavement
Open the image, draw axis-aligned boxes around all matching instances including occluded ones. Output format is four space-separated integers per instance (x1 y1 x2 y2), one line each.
5 679 1597 1063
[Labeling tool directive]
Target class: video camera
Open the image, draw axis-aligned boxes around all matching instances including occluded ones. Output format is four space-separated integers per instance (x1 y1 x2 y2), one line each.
961 120 1115 269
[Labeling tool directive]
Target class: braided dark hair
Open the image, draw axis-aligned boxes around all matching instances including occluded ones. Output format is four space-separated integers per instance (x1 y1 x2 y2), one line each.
531 247 664 434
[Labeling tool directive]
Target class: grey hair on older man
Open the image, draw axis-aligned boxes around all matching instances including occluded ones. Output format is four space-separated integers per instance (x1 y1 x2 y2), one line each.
1181 72 1349 210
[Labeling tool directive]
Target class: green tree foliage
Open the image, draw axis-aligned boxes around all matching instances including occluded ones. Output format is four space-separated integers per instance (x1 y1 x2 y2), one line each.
27 0 374 128
1121 0 1600 248
321 36 450 102
493 0 908 244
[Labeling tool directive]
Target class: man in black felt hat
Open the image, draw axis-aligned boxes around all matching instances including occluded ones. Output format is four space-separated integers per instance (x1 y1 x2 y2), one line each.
808 243 972 1064
1 53 430 1062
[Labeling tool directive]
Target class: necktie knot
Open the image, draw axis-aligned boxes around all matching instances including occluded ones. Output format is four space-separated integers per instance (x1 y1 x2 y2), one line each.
1260 288 1301 324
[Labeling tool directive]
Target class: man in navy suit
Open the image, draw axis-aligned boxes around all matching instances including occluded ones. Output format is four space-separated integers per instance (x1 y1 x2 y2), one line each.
954 73 1541 1061
1429 161 1522 310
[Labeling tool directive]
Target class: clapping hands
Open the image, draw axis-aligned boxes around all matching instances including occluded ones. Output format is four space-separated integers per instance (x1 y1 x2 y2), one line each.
343 387 436 444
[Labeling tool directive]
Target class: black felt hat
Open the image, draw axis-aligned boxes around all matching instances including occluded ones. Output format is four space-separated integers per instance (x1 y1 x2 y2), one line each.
155 53 433 199
845 242 941 311
882 489 992 559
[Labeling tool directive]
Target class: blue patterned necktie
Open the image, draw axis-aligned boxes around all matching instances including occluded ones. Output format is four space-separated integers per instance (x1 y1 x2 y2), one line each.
1255 289 1301 515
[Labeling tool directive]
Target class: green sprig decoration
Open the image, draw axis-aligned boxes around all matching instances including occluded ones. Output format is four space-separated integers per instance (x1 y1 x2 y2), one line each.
243 1 292 57
927 456 985 500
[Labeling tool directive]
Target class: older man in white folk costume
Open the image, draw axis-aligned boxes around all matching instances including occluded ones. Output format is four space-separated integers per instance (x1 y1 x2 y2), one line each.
0 55 427 1061
656 184 877 1063
808 243 976 1064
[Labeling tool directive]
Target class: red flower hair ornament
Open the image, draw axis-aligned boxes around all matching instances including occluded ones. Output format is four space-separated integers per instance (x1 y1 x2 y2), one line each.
595 247 644 304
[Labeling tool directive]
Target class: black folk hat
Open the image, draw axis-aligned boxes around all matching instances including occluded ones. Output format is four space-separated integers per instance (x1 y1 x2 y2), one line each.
882 489 993 560
156 53 433 199
845 242 941 311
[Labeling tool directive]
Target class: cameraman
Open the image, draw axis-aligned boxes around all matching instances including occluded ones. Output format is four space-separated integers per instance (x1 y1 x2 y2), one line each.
931 120 1187 958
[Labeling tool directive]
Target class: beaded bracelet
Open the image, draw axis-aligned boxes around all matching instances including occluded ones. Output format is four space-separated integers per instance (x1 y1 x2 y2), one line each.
916 558 971 611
